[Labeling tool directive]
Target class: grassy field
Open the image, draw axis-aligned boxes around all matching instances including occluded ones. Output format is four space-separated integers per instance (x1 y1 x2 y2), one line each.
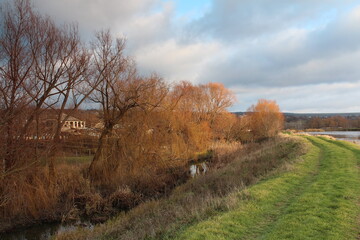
171 136 360 240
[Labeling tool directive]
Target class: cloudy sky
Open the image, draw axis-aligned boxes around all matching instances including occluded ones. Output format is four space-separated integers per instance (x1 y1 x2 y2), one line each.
18 0 360 112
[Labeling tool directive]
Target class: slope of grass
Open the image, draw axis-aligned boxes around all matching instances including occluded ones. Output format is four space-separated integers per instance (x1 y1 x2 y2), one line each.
172 136 360 240
54 135 306 240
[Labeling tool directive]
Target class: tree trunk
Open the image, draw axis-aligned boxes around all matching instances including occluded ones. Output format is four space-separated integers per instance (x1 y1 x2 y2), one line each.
88 126 113 183
4 122 15 171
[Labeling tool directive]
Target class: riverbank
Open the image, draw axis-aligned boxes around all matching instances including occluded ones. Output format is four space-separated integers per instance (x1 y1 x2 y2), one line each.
54 134 306 240
53 135 360 240
303 131 360 145
301 128 360 132
0 136 285 239
167 136 360 239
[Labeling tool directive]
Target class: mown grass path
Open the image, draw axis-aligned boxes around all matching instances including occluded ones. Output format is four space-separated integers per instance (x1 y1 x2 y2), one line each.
172 136 360 240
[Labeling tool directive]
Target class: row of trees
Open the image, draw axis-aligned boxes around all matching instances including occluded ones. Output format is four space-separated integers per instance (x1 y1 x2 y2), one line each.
88 79 237 183
0 0 285 182
285 116 360 130
306 116 359 129
0 1 285 180
0 0 243 179
0 0 284 230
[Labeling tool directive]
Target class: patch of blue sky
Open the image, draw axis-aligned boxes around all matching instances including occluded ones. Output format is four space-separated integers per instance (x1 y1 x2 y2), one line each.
300 9 338 31
299 2 359 31
162 0 211 20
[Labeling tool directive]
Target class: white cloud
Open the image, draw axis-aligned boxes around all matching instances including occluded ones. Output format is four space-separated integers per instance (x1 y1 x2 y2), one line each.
135 39 223 83
32 0 165 40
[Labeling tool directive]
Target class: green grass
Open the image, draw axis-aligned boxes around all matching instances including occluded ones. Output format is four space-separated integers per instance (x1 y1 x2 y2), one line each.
172 136 360 240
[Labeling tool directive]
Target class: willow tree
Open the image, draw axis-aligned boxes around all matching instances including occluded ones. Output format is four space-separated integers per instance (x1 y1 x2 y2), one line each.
88 31 168 183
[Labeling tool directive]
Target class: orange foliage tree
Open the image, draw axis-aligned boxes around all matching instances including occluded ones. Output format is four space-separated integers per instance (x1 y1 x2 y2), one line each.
201 82 236 125
170 81 236 137
247 99 284 140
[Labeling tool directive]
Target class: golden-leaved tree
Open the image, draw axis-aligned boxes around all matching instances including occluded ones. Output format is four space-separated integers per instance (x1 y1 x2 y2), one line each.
247 99 284 140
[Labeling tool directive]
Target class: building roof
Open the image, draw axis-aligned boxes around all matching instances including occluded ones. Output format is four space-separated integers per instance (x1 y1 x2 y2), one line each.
61 113 82 122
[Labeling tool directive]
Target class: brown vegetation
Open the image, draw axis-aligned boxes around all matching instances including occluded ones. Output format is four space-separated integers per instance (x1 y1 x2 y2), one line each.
0 0 286 235
55 134 306 240
285 114 360 131
306 116 358 129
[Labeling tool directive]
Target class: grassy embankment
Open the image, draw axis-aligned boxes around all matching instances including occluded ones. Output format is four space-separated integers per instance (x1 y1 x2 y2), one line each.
56 135 360 240
169 136 360 240
55 134 307 240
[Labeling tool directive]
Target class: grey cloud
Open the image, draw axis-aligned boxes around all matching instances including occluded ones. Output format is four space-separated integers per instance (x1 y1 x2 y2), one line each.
31 0 173 49
134 40 223 83
196 4 360 88
231 81 360 112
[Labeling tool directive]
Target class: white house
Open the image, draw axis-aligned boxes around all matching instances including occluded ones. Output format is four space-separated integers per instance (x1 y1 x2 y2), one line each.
61 114 86 131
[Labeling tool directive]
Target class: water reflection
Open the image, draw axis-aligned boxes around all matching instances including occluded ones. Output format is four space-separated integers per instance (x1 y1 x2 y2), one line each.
305 131 360 144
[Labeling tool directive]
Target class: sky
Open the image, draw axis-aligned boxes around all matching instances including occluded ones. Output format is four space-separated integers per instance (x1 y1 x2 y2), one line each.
6 0 360 113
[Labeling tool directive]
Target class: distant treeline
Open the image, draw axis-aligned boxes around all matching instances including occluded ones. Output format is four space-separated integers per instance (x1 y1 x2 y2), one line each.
284 115 360 130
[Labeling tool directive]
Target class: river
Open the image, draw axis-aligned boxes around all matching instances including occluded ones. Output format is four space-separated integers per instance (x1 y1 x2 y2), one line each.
305 131 360 144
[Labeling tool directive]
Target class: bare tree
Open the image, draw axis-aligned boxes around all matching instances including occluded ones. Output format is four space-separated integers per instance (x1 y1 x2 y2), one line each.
88 31 168 183
0 0 35 171
0 0 94 176
201 82 236 125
